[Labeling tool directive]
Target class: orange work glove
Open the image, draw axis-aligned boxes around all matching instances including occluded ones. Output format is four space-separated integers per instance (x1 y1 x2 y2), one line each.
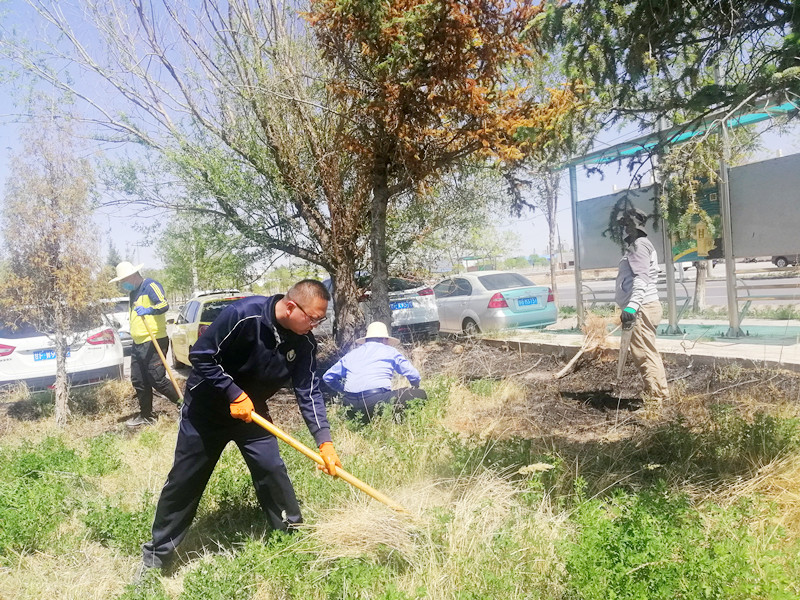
318 441 342 477
230 391 254 422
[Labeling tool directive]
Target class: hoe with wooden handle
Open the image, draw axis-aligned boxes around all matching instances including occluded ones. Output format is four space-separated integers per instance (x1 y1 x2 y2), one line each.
140 315 184 402
249 412 408 514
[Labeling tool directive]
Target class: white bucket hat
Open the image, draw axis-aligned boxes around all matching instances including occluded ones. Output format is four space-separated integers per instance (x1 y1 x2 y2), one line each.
356 321 400 346
109 261 144 283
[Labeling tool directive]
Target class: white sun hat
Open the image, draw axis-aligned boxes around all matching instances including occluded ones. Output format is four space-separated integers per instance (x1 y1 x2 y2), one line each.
109 261 144 283
356 321 400 346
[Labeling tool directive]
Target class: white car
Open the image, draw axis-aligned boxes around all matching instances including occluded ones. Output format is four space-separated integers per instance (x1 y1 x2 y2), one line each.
321 276 440 341
0 319 124 390
433 270 557 335
101 296 133 355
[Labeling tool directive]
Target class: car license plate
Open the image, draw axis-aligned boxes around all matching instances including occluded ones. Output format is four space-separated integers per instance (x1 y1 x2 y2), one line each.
391 300 413 310
518 297 538 306
34 350 58 361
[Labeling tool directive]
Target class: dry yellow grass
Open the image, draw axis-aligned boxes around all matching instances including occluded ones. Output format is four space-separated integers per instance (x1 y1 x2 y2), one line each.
302 470 569 600
724 453 800 541
0 382 32 404
305 472 515 563
0 542 134 600
442 380 529 439
582 313 617 350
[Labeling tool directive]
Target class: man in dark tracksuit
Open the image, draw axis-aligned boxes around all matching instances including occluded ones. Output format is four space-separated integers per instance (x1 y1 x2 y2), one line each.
140 279 341 572
109 261 180 427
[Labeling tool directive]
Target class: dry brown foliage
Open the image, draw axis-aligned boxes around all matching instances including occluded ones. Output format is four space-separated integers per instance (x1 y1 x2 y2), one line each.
724 453 800 541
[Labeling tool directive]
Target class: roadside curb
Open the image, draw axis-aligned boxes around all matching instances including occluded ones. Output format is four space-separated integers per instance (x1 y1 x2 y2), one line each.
481 337 800 374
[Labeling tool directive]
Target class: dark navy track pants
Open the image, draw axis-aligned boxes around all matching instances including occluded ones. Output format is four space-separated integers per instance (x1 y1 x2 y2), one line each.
142 395 301 568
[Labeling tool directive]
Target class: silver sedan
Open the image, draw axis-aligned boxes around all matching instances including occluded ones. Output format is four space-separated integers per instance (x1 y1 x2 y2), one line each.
432 271 557 335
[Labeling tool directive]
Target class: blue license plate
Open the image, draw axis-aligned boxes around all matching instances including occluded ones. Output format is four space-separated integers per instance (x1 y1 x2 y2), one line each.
34 350 57 361
518 297 538 306
391 300 413 310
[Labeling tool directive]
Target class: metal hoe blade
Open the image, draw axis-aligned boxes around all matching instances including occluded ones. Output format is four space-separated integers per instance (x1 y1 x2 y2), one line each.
617 326 634 381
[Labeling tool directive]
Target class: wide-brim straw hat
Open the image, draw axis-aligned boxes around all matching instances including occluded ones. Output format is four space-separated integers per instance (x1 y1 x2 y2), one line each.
356 321 400 347
109 261 144 283
617 207 648 233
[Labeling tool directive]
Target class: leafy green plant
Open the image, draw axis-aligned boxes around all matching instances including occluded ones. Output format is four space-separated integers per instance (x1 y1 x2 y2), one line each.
0 437 83 557
83 492 156 555
566 486 795 600
85 433 123 476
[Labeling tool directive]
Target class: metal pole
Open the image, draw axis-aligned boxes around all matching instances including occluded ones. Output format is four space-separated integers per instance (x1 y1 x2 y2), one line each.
569 165 585 330
653 118 681 334
715 65 743 337
661 227 681 334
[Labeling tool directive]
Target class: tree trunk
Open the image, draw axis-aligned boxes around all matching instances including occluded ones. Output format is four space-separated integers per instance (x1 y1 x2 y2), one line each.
53 328 70 427
548 227 558 302
369 157 392 328
541 169 560 303
692 260 708 312
331 261 362 350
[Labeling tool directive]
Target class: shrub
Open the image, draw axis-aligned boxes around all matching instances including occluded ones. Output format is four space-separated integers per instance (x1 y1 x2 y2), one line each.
83 492 156 555
0 437 83 557
565 486 795 600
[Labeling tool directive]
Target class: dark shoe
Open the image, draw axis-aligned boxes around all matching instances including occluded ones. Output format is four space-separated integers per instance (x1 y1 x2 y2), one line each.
126 414 156 428
133 560 158 583
130 561 165 594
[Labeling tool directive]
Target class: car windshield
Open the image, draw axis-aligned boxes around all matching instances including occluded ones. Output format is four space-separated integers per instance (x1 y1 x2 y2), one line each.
388 278 421 292
477 273 535 290
353 275 422 293
0 322 42 338
199 298 241 322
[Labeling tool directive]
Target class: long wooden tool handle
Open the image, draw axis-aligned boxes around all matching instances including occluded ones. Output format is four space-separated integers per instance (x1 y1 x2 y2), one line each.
140 315 184 401
249 412 408 514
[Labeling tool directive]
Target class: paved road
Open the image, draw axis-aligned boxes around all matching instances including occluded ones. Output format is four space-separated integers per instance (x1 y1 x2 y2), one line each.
555 276 800 307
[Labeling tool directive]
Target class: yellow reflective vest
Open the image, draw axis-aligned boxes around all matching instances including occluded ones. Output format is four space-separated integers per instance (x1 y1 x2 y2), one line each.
129 278 170 344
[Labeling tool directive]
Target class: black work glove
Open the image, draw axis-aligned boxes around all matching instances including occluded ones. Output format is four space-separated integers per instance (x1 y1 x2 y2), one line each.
620 307 638 328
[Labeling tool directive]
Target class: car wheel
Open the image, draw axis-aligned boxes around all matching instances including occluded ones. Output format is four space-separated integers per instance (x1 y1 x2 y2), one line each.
775 256 788 268
462 318 480 337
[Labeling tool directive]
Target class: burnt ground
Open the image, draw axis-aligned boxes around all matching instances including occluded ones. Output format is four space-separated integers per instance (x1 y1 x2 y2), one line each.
442 338 800 442
3 337 800 444
313 336 800 445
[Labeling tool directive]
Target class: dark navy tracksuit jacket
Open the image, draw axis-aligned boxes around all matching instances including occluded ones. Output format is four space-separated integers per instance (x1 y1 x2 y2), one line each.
142 294 331 567
185 294 332 446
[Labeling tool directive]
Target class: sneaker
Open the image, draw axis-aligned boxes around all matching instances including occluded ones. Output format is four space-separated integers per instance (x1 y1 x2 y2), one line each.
131 561 164 592
126 414 156 427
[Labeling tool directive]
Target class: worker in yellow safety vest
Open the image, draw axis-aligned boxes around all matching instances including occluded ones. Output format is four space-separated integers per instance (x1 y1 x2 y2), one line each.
110 262 180 427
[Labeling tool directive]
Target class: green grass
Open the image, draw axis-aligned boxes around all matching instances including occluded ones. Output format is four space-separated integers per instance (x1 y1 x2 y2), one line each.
566 485 795 600
1 377 799 599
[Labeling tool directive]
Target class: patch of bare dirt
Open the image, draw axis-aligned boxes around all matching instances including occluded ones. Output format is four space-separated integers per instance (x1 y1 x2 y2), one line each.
399 337 800 445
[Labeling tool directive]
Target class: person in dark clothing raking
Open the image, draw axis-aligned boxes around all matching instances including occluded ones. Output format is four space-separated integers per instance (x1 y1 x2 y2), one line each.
138 279 342 576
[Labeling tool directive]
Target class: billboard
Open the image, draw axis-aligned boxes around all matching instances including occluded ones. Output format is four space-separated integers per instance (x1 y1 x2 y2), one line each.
575 186 665 270
729 154 800 258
